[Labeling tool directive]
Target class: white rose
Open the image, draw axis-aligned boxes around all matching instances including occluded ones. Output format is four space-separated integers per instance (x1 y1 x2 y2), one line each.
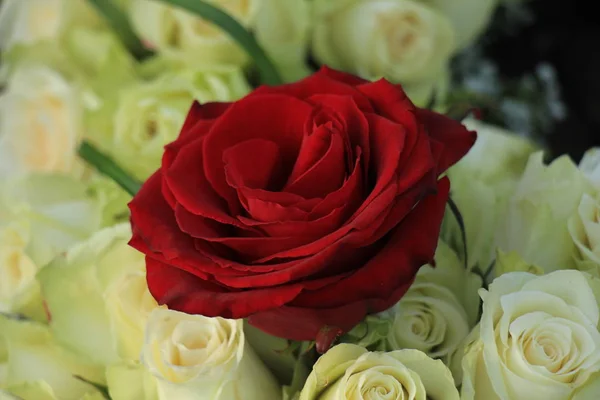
445 118 537 269
0 220 38 317
0 174 102 320
386 240 482 383
495 151 596 274
89 67 250 180
0 66 82 178
0 0 64 50
0 174 103 267
417 0 499 49
38 224 158 365
141 309 281 400
461 269 600 400
0 314 105 400
299 343 459 399
129 0 261 66
568 148 600 276
312 0 455 105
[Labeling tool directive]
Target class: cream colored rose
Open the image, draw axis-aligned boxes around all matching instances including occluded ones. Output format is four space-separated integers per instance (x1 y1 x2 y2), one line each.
386 240 482 383
142 309 281 399
495 152 596 274
38 224 157 365
0 0 64 50
461 269 600 400
569 194 600 276
445 118 537 270
0 220 38 316
0 314 105 400
418 0 499 49
312 0 455 105
0 66 82 177
299 343 459 399
129 0 261 65
568 148 600 276
89 67 249 180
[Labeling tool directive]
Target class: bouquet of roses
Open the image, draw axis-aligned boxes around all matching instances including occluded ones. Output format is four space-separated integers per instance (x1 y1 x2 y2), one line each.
1 1 599 399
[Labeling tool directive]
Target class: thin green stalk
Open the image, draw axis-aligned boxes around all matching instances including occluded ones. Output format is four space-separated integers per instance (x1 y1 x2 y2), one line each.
78 141 141 196
158 0 283 86
87 0 153 60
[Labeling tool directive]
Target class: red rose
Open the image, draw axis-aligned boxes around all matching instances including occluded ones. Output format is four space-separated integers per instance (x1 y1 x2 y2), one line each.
129 67 475 344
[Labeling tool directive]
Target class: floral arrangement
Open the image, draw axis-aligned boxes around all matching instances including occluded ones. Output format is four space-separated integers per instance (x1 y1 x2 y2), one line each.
1 1 599 400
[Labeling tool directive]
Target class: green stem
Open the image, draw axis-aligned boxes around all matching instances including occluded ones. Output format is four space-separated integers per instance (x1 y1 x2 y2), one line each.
158 0 283 86
78 141 141 196
447 196 468 269
86 0 153 60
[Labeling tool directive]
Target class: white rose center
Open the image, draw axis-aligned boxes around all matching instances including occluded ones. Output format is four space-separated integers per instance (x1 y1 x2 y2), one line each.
143 309 242 384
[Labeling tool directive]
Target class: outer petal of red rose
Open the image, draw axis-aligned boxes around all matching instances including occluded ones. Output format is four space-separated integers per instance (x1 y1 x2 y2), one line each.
357 80 417 128
246 279 413 341
213 240 364 288
129 172 245 278
175 205 316 261
203 94 313 211
292 177 450 308
417 108 477 174
165 135 256 231
163 102 230 169
316 66 369 86
251 70 373 112
146 258 305 318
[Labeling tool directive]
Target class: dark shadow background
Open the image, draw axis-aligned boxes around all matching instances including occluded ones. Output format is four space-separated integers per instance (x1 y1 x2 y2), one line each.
484 0 600 162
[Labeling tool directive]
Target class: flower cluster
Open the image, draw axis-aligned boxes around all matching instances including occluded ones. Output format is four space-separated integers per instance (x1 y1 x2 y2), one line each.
3 1 599 400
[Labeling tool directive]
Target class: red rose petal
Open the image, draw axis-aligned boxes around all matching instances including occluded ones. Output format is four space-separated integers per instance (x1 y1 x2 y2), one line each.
286 123 334 185
284 131 346 199
146 258 305 318
417 108 477 174
252 69 374 112
292 177 450 309
203 94 313 212
165 136 256 231
223 139 284 190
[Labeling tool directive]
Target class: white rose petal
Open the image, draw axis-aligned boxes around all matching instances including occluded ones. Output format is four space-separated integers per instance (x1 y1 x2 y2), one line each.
0 67 81 178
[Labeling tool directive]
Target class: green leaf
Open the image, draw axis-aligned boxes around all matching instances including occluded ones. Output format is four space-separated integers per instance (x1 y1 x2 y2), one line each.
78 141 141 196
158 0 283 86
86 0 153 60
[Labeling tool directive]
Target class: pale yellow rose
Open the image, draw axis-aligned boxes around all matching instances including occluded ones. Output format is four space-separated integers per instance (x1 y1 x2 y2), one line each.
88 67 250 180
312 0 456 106
444 118 538 270
0 66 82 178
568 148 600 276
299 343 459 399
0 314 105 400
461 269 600 400
141 309 281 399
0 0 64 50
416 0 499 49
495 151 596 274
128 0 311 82
0 220 38 318
38 224 158 365
0 174 102 320
129 0 261 66
386 240 482 383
